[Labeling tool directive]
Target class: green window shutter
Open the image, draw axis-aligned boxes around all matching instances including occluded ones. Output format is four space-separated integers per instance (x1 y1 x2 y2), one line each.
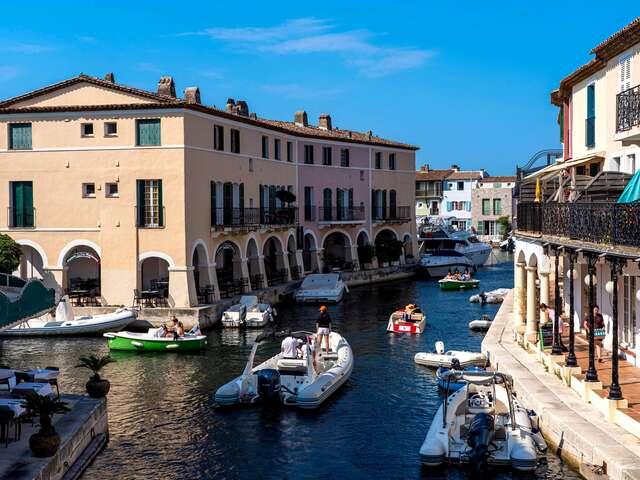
12 182 34 227
136 180 146 226
23 182 33 227
10 123 32 150
210 181 216 225
477 221 485 235
482 199 490 215
157 180 163 226
12 182 23 227
137 119 161 146
559 106 564 143
239 183 244 209
493 199 501 215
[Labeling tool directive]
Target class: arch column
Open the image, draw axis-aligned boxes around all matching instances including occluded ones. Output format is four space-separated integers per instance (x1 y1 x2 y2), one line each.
45 266 67 302
514 262 526 330
316 248 325 273
256 255 268 289
207 263 221 301
525 266 538 336
539 271 550 326
349 245 361 271
169 266 195 308
277 252 292 282
295 250 305 278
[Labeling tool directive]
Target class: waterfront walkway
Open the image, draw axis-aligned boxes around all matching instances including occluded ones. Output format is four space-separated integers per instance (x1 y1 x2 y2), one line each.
483 291 640 480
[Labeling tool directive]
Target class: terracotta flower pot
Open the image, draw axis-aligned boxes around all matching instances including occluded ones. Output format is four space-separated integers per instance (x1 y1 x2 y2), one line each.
29 431 60 457
86 379 111 398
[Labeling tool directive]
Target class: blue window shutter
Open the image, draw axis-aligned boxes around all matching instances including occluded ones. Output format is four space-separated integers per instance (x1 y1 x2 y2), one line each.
587 85 595 118
137 119 161 146
210 181 216 225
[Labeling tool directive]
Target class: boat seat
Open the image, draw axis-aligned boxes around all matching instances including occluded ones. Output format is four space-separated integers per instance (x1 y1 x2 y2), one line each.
276 358 307 373
319 351 339 360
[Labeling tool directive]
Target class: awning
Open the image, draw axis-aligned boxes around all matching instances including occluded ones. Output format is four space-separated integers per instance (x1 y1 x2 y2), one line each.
524 152 605 180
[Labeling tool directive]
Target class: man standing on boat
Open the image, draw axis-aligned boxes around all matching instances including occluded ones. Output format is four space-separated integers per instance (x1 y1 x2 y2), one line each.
316 306 332 353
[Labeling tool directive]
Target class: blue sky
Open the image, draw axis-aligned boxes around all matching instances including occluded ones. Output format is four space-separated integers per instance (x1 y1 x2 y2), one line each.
0 2 636 174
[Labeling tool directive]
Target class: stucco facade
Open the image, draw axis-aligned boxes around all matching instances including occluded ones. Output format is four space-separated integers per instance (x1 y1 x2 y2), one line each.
470 176 515 241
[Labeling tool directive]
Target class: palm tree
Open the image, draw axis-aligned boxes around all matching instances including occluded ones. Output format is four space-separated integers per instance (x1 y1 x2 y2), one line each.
76 354 115 381
26 395 70 436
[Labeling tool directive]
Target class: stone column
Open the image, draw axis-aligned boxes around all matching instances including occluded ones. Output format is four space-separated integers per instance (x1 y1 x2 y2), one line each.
295 249 305 278
514 262 526 329
45 266 67 302
349 245 361 271
526 266 538 336
239 258 251 292
315 248 325 273
169 266 195 308
277 252 292 282
539 271 550 326
207 264 221 301
257 255 268 288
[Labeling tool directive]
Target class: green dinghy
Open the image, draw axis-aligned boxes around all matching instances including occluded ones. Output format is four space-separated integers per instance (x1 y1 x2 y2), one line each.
104 329 207 352
438 278 480 291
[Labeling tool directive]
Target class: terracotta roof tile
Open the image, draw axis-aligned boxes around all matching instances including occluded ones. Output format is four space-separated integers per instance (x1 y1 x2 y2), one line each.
478 175 516 184
445 170 485 180
415 169 453 181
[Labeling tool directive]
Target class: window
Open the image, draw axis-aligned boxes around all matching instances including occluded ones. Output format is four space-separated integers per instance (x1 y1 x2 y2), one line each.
589 163 600 177
304 145 314 164
230 129 240 153
360 170 365 181
576 166 586 176
322 146 332 166
620 55 632 93
493 198 502 215
10 181 34 227
457 181 464 191
286 141 293 162
249 158 254 172
304 186 315 221
375 152 382 169
9 123 32 150
482 199 490 215
493 182 502 188
274 139 281 160
389 153 396 170
626 154 636 174
105 182 118 197
82 183 96 198
81 123 94 137
586 84 595 148
214 125 224 151
104 122 118 136
262 136 269 158
136 119 161 146
136 179 163 227
611 156 621 172
340 148 350 167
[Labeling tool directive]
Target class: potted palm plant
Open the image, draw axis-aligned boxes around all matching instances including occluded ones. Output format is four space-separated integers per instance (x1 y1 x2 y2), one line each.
76 354 115 398
27 395 70 457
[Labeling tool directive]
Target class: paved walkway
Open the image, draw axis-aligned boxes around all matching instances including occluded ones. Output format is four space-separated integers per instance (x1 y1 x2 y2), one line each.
483 291 640 480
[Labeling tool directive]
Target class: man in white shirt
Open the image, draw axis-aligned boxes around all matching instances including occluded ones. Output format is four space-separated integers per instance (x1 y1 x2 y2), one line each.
281 336 299 359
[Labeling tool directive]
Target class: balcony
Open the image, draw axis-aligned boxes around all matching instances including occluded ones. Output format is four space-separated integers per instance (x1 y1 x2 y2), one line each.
616 84 640 141
372 206 412 223
318 206 365 224
7 207 35 228
212 207 298 230
516 202 640 250
416 188 442 198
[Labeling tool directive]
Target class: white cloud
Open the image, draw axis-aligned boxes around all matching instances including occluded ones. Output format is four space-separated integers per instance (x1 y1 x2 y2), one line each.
181 18 431 78
0 66 19 82
261 83 344 99
0 43 52 54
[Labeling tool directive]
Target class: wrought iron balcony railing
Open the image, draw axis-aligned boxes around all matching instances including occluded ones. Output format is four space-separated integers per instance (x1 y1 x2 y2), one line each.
416 188 442 198
7 207 35 228
616 84 640 133
516 201 640 248
212 207 298 229
318 206 365 222
372 206 412 222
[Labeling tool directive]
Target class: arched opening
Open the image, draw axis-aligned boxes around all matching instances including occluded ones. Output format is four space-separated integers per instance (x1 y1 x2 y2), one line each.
246 238 262 289
17 245 46 280
303 233 318 273
375 229 401 265
322 231 352 271
402 233 413 260
356 231 374 268
215 241 243 298
139 256 170 305
287 235 300 279
65 245 101 305
191 243 211 304
263 236 286 286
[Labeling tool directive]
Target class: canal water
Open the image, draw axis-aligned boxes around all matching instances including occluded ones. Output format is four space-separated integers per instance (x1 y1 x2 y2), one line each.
0 255 579 479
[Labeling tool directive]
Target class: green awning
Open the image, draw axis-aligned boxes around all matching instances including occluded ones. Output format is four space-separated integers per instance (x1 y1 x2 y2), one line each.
617 170 640 204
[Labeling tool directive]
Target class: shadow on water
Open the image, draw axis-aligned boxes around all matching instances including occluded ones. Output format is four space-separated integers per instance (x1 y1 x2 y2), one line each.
0 255 579 479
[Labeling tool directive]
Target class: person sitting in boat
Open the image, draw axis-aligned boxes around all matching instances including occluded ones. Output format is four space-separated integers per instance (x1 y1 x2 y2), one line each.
316 306 332 353
462 268 471 281
165 317 179 337
281 334 300 359
155 325 167 338
176 322 185 338
445 270 454 280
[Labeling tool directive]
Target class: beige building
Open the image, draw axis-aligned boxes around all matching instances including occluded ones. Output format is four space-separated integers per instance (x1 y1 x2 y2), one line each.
0 74 417 308
471 175 515 241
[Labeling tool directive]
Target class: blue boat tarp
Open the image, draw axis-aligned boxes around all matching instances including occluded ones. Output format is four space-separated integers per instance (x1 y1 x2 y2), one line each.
618 170 640 204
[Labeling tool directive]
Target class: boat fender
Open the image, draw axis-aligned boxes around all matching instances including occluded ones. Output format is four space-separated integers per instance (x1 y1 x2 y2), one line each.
131 341 144 348
166 344 179 349
103 333 116 339
272 307 277 317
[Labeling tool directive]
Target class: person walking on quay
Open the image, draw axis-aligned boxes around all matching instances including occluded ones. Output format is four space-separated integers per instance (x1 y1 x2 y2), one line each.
316 306 332 353
583 305 606 362
540 303 567 352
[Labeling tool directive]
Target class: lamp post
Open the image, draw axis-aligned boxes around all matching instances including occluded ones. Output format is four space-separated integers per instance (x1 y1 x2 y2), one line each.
607 256 625 400
565 249 578 368
551 247 563 355
585 253 599 383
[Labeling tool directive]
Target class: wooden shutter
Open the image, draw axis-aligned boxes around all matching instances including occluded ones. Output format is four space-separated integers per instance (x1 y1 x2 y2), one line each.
587 85 595 118
157 180 163 226
10 123 32 150
137 119 161 146
620 55 632 92
210 181 217 225
136 180 146 226
381 190 387 219
389 189 396 218
348 188 354 208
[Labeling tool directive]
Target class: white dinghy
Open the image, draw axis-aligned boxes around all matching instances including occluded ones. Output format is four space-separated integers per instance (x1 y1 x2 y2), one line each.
420 371 545 475
469 288 510 304
0 296 136 336
294 273 347 303
222 296 271 328
414 341 486 369
215 330 353 409
469 314 493 331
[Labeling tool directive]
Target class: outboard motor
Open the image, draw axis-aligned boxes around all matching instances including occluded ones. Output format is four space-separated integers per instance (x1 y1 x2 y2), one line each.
450 358 461 371
256 369 281 403
466 412 495 477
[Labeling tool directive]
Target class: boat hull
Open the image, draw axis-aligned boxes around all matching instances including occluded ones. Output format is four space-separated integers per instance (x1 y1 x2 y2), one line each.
386 316 426 334
0 309 136 336
414 351 485 368
106 333 207 352
438 279 479 291
469 320 492 331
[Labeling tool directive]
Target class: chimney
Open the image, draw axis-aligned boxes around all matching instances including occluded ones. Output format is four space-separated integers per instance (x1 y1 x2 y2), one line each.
294 111 308 127
235 100 249 116
104 73 115 83
451 164 460 172
226 98 236 112
480 168 486 177
318 114 332 131
157 76 176 98
367 130 373 140
184 87 201 104
420 164 429 172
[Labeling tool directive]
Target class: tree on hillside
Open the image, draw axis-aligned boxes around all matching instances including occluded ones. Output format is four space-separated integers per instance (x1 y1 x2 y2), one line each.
0 234 22 274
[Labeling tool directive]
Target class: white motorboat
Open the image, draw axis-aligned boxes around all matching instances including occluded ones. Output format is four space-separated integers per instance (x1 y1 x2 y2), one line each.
222 296 273 328
420 371 545 474
449 231 493 267
215 330 353 409
418 250 473 278
469 288 510 304
469 314 493 331
414 341 486 368
0 297 136 336
294 273 347 304
418 227 492 276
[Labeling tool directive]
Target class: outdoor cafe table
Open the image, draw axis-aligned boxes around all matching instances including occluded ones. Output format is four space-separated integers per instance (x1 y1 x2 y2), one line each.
25 369 59 382
12 382 53 398
0 398 26 417
0 369 17 390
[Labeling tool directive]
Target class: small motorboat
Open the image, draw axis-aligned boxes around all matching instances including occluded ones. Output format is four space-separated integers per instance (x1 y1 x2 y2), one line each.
415 341 486 368
469 288 510 304
294 273 347 303
222 296 274 328
436 363 485 391
104 328 207 352
0 297 136 336
420 371 546 474
386 304 426 334
439 278 480 291
215 330 353 409
469 314 493 331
